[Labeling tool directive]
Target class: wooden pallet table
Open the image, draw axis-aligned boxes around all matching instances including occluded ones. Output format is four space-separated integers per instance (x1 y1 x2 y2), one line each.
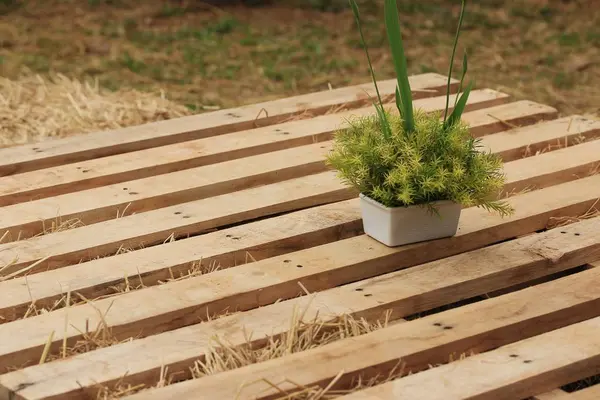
0 72 599 400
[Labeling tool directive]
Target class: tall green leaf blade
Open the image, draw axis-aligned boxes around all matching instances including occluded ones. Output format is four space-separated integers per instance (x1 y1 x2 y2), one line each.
395 86 403 120
443 0 467 124
445 80 473 129
384 0 414 133
454 52 468 108
349 0 391 139
374 103 392 139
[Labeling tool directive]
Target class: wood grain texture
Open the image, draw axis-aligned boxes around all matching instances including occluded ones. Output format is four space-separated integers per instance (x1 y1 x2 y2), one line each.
336 315 600 400
568 385 600 400
0 89 511 206
0 73 456 176
2 217 599 400
0 128 592 279
0 171 352 276
0 98 560 240
0 74 596 400
485 115 600 161
121 245 600 400
1 133 597 319
533 389 571 400
501 137 600 195
0 199 363 322
0 142 334 240
0 175 598 376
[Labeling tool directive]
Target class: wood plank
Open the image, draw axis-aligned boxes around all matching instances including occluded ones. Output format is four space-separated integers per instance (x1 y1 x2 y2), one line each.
0 198 364 322
0 126 593 277
0 133 590 288
533 390 572 400
0 176 598 375
502 138 600 195
7 122 595 319
483 115 600 160
0 89 512 207
0 141 600 321
0 171 351 276
569 385 600 400
55 238 598 400
0 142 332 240
335 316 600 400
2 217 600 400
0 73 455 176
0 101 567 240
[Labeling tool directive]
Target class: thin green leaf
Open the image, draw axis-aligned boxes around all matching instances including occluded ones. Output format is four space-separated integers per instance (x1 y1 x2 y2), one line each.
454 52 468 108
374 103 393 139
349 0 391 139
384 0 414 133
444 80 473 129
443 0 467 124
395 86 403 119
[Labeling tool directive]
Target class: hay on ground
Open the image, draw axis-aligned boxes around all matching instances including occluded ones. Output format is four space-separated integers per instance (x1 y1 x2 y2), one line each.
0 73 192 148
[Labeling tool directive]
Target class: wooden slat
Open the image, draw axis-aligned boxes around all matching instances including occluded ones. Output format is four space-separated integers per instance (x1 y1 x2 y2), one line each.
0 89 511 207
127 259 600 400
0 199 364 322
485 115 600 161
5 118 595 318
2 136 600 319
0 128 594 277
0 171 350 276
0 73 455 176
568 385 600 400
335 316 600 400
3 217 600 400
502 138 600 195
110 234 600 400
0 142 332 240
534 390 572 400
0 175 598 374
0 100 564 240
484 260 599 301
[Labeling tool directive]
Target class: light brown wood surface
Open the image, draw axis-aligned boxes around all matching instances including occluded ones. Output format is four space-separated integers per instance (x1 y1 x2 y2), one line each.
0 199 363 322
485 115 600 161
533 390 572 400
568 385 600 400
121 251 600 400
501 137 600 194
336 315 600 400
0 142 600 321
1 116 589 278
0 99 560 240
0 88 510 207
0 171 352 276
0 73 455 176
0 75 598 400
2 217 598 400
0 175 598 375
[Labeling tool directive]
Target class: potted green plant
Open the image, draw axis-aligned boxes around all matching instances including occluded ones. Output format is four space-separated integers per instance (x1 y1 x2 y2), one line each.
326 0 514 247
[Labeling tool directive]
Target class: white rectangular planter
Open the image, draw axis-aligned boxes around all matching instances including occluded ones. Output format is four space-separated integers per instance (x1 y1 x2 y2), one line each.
359 193 462 247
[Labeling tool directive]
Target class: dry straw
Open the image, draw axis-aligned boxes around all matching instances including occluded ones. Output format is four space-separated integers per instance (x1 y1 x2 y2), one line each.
96 305 475 400
0 73 191 148
95 308 397 399
547 198 600 229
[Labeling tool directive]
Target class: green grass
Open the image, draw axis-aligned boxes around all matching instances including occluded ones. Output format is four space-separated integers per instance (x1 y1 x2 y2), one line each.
557 32 581 47
0 0 597 115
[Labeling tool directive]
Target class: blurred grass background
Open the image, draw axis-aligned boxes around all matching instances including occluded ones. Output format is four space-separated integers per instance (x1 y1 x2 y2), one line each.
0 0 598 122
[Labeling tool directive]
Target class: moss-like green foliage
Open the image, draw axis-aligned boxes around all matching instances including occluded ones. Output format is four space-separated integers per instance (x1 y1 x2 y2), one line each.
326 109 514 216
